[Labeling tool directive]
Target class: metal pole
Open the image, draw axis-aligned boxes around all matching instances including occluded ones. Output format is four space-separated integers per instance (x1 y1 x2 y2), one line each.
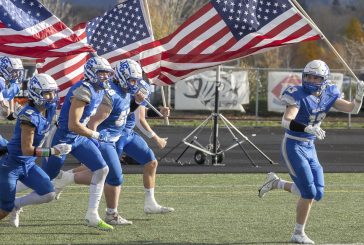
212 66 220 164
255 72 260 125
289 0 362 85
348 77 352 128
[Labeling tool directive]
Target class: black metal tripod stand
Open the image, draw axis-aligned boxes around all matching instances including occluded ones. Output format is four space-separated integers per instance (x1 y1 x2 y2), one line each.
159 66 276 166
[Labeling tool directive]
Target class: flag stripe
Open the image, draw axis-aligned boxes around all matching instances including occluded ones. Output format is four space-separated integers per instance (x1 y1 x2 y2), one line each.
0 1 93 58
37 0 153 104
139 1 322 85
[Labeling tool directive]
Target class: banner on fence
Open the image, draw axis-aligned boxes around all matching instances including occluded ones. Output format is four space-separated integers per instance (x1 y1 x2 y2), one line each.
175 70 249 111
268 71 344 113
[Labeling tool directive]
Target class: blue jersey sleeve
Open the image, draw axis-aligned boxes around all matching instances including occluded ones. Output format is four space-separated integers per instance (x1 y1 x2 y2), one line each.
325 83 341 100
280 86 302 108
18 108 39 127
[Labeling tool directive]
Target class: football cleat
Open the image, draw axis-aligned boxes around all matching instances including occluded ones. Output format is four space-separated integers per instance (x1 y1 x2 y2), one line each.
258 172 279 198
144 204 175 214
9 207 23 227
105 212 132 225
85 218 114 231
291 233 315 244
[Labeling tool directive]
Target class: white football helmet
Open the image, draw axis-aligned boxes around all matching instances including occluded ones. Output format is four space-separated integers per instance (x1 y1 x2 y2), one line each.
28 73 59 109
114 59 143 94
302 60 330 93
0 56 24 83
84 56 113 89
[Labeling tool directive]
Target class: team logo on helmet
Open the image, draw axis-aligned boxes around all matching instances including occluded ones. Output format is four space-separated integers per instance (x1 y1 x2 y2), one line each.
114 59 143 94
28 74 59 109
84 57 113 89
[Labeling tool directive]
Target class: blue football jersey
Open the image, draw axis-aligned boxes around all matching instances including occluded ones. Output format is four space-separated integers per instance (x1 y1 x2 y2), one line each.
97 81 131 136
57 80 105 135
281 84 340 139
6 104 56 164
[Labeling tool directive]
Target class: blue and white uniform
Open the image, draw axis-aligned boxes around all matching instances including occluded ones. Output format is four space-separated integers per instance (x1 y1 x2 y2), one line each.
95 81 131 186
280 83 340 201
0 77 20 147
0 105 55 212
41 80 107 180
115 80 156 165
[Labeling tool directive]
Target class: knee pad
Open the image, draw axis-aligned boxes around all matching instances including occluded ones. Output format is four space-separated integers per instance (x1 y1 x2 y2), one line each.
91 166 109 185
106 174 124 186
314 187 324 201
300 184 317 200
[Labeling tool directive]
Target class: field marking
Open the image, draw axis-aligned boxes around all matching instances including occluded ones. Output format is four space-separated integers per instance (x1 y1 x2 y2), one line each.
36 183 364 188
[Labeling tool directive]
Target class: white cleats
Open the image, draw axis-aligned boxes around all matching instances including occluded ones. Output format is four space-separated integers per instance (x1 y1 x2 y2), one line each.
144 204 175 214
9 207 22 227
291 233 315 244
258 172 279 198
105 212 132 225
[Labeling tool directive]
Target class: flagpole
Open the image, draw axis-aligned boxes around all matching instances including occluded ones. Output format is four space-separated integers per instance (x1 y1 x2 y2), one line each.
143 0 170 125
289 0 362 85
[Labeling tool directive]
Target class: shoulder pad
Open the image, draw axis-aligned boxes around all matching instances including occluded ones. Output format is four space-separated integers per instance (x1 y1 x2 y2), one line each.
73 85 92 103
281 86 303 107
19 109 36 124
283 86 299 95
24 109 35 116
325 83 340 96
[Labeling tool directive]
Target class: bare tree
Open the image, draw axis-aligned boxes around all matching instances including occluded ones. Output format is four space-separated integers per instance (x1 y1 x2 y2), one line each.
39 0 77 26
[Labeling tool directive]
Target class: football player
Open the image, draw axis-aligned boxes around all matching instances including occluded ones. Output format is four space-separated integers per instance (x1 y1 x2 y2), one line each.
0 74 71 227
258 60 364 244
41 56 115 231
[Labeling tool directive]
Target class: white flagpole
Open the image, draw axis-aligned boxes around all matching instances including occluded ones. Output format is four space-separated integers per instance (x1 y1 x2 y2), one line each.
289 0 362 85
143 0 170 125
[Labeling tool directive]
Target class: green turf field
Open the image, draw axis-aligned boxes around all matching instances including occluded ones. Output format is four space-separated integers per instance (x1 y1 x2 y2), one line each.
1 173 363 245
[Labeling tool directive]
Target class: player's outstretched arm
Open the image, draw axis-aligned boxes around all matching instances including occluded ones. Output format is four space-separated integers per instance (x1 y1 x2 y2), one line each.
333 81 364 114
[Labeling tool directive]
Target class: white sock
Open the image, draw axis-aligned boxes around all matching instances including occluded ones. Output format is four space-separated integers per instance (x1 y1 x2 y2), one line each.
106 208 117 214
277 179 287 190
145 188 157 205
294 223 305 235
16 182 29 192
87 167 108 220
15 192 54 208
62 171 75 184
290 183 301 196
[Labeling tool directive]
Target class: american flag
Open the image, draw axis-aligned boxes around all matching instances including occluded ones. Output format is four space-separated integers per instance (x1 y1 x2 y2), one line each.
37 0 154 104
139 0 322 85
0 0 94 58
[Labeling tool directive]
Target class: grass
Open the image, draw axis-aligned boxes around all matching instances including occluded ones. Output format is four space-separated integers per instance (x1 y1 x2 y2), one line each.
1 173 364 244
